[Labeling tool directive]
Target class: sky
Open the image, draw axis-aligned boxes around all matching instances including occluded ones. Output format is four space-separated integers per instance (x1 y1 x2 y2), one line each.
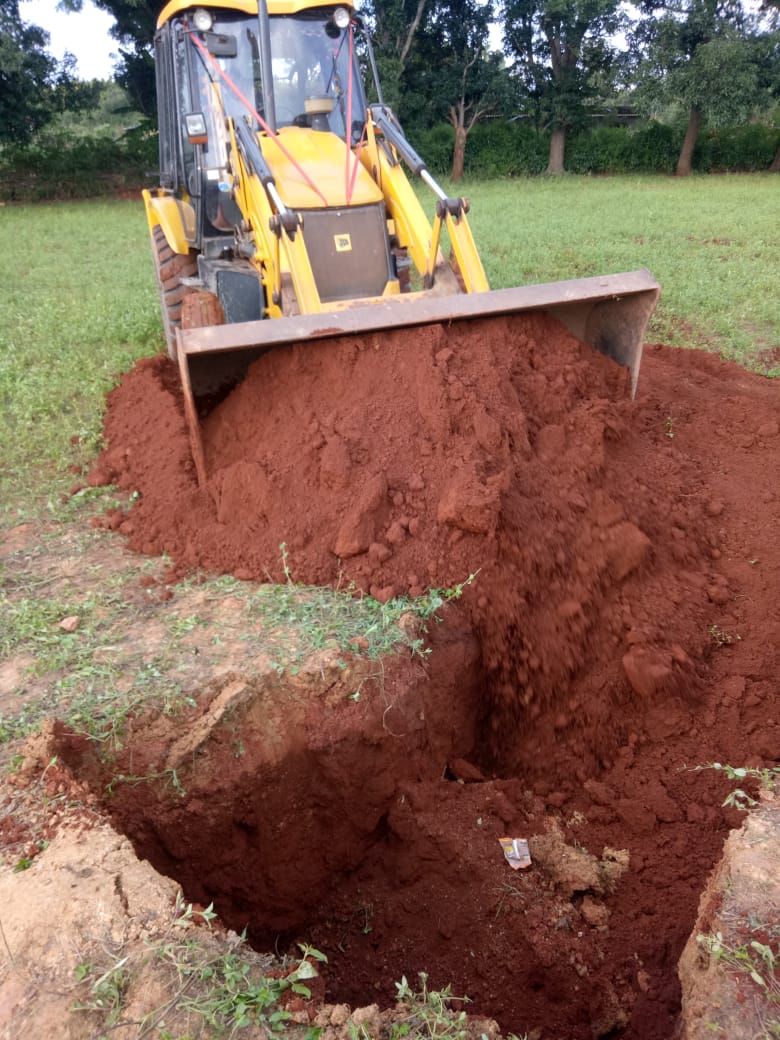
20 0 117 81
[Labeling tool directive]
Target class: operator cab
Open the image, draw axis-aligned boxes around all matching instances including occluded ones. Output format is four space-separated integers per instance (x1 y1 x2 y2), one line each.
155 3 369 240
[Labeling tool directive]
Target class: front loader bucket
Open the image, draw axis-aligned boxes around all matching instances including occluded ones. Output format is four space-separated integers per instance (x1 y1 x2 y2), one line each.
176 269 660 487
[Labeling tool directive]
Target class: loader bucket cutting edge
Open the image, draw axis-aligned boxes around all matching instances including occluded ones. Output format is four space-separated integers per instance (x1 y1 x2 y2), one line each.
175 268 660 489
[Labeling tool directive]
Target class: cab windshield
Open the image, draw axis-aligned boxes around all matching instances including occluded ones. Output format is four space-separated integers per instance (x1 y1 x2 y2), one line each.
186 10 366 141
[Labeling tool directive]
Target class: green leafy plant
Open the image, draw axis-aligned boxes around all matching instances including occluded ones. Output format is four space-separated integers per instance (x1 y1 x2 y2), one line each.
71 915 328 1040
173 893 219 927
698 931 780 998
696 762 780 812
155 939 327 1035
72 955 130 1025
348 1022 373 1040
393 973 471 1040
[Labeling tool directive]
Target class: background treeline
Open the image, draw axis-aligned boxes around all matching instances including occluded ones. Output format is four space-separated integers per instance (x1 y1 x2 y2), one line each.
1 0 778 201
412 119 780 175
4 115 778 202
0 82 155 202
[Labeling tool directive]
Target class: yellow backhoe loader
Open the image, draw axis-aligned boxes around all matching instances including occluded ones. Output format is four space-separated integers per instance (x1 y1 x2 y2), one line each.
144 0 660 487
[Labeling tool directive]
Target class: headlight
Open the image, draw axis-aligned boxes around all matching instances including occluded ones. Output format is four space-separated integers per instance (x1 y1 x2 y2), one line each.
332 7 351 30
192 7 213 32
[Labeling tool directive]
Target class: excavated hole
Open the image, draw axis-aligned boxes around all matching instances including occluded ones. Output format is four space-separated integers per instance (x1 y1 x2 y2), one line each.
69 278 780 1039
53 615 734 1040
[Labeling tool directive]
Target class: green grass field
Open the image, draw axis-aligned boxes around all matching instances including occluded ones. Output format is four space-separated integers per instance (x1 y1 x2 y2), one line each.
1 174 778 522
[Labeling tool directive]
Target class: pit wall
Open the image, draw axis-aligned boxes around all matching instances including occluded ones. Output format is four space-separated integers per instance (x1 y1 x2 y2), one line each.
677 795 780 1040
56 613 483 938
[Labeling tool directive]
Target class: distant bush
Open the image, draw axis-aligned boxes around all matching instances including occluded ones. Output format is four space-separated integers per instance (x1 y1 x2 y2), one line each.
623 122 682 173
565 126 630 174
696 124 780 172
0 123 157 202
566 122 681 174
466 122 548 176
411 121 549 176
2 117 777 201
411 119 778 179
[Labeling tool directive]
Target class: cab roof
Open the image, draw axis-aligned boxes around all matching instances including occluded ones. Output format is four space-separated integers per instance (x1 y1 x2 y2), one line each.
157 0 356 30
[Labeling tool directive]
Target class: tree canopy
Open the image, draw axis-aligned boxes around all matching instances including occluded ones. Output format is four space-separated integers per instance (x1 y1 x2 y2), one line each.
401 0 513 177
0 0 98 144
502 0 626 172
60 0 158 115
7 0 779 175
631 0 764 174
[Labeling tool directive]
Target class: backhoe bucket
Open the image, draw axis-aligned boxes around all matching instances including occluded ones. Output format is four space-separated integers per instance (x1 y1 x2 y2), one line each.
175 269 660 487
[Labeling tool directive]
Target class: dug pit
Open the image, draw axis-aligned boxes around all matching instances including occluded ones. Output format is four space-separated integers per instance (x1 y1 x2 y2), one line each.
73 312 780 1038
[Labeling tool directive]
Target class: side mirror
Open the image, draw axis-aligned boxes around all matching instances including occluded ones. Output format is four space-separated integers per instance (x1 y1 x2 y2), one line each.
203 30 237 58
184 112 208 146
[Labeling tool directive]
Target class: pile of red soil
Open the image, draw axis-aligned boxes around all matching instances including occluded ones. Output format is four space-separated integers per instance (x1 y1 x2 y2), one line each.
91 314 631 595
89 312 780 1038
90 314 777 771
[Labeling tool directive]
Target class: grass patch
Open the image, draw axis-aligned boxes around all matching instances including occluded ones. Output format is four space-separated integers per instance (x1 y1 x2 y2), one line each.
0 542 192 746
236 551 473 675
71 895 329 1038
458 174 779 369
0 525 469 752
697 930 780 1000
0 199 159 521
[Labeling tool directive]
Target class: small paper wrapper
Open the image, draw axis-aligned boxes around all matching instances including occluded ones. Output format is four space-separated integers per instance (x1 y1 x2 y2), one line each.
499 836 531 870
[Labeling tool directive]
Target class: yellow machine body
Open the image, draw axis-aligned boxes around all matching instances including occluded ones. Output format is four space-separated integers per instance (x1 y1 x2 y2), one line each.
146 0 660 486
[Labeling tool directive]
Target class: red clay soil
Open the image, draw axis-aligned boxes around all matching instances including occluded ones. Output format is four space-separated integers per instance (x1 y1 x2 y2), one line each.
88 313 780 1039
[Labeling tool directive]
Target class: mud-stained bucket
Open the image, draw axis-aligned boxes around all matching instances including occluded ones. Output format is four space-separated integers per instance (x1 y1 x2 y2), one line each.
175 269 661 487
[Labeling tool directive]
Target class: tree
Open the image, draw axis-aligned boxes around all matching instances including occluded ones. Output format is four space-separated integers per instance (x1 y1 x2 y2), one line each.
61 0 159 117
358 0 433 110
756 0 780 170
502 0 625 173
0 0 97 144
446 48 511 179
405 0 513 178
631 0 762 175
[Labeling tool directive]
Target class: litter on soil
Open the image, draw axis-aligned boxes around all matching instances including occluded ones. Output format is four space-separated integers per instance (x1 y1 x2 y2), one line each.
5 310 779 1039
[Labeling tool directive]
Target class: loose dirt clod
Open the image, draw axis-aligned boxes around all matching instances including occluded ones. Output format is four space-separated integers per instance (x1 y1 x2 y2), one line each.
66 313 780 1039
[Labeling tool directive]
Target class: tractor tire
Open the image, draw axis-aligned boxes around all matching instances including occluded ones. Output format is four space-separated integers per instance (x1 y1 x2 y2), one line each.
181 290 225 330
151 225 198 358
